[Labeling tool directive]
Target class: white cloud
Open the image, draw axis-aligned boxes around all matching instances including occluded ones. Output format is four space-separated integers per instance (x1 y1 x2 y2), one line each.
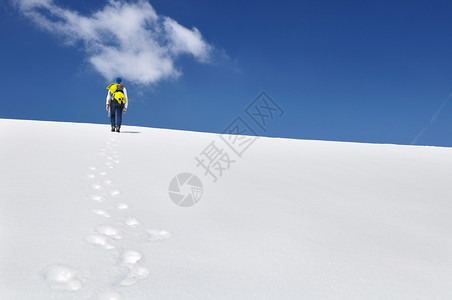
14 0 213 85
163 18 212 62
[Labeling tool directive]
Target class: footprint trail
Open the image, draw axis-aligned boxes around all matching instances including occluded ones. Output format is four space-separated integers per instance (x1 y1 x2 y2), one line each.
41 135 172 297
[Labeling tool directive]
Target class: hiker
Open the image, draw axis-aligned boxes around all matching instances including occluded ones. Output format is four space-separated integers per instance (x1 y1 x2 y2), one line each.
106 77 128 133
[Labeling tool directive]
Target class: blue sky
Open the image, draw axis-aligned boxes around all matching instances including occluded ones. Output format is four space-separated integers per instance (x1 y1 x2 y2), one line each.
1 0 452 146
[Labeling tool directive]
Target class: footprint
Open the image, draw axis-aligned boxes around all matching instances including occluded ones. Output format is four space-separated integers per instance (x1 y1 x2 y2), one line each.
41 264 83 291
106 156 113 160
119 265 149 287
99 171 107 176
146 229 172 242
115 203 129 210
109 190 121 197
91 184 103 191
91 209 111 218
124 216 140 228
86 174 96 179
95 225 124 240
89 167 97 171
103 179 113 185
88 194 105 203
84 234 116 250
118 250 142 267
113 160 120 164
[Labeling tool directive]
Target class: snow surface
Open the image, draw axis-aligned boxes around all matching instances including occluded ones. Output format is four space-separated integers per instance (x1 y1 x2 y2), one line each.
1 118 452 299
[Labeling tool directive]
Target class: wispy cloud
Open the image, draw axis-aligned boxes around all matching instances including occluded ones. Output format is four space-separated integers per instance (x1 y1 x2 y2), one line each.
13 0 213 84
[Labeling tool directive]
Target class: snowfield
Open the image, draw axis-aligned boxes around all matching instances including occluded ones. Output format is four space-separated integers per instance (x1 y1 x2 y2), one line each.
1 118 452 299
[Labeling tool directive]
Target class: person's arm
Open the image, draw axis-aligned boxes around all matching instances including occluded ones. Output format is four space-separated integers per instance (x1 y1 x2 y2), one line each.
106 91 111 111
123 87 128 111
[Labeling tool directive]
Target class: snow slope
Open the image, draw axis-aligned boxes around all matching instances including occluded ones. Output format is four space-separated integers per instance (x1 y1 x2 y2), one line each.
0 118 452 300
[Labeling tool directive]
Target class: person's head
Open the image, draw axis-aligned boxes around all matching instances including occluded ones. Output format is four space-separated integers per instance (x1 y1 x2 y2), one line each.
115 77 122 83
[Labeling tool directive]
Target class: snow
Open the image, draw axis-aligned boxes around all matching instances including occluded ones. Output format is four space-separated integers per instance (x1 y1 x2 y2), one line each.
1 118 452 299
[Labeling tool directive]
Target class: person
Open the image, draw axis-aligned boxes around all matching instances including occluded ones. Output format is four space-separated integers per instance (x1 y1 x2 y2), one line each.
106 77 128 133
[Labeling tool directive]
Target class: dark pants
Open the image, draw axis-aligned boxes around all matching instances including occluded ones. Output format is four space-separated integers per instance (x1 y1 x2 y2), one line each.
110 101 124 127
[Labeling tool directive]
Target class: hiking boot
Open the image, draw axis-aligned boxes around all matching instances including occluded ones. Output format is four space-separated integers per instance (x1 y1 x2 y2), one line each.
116 126 120 133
